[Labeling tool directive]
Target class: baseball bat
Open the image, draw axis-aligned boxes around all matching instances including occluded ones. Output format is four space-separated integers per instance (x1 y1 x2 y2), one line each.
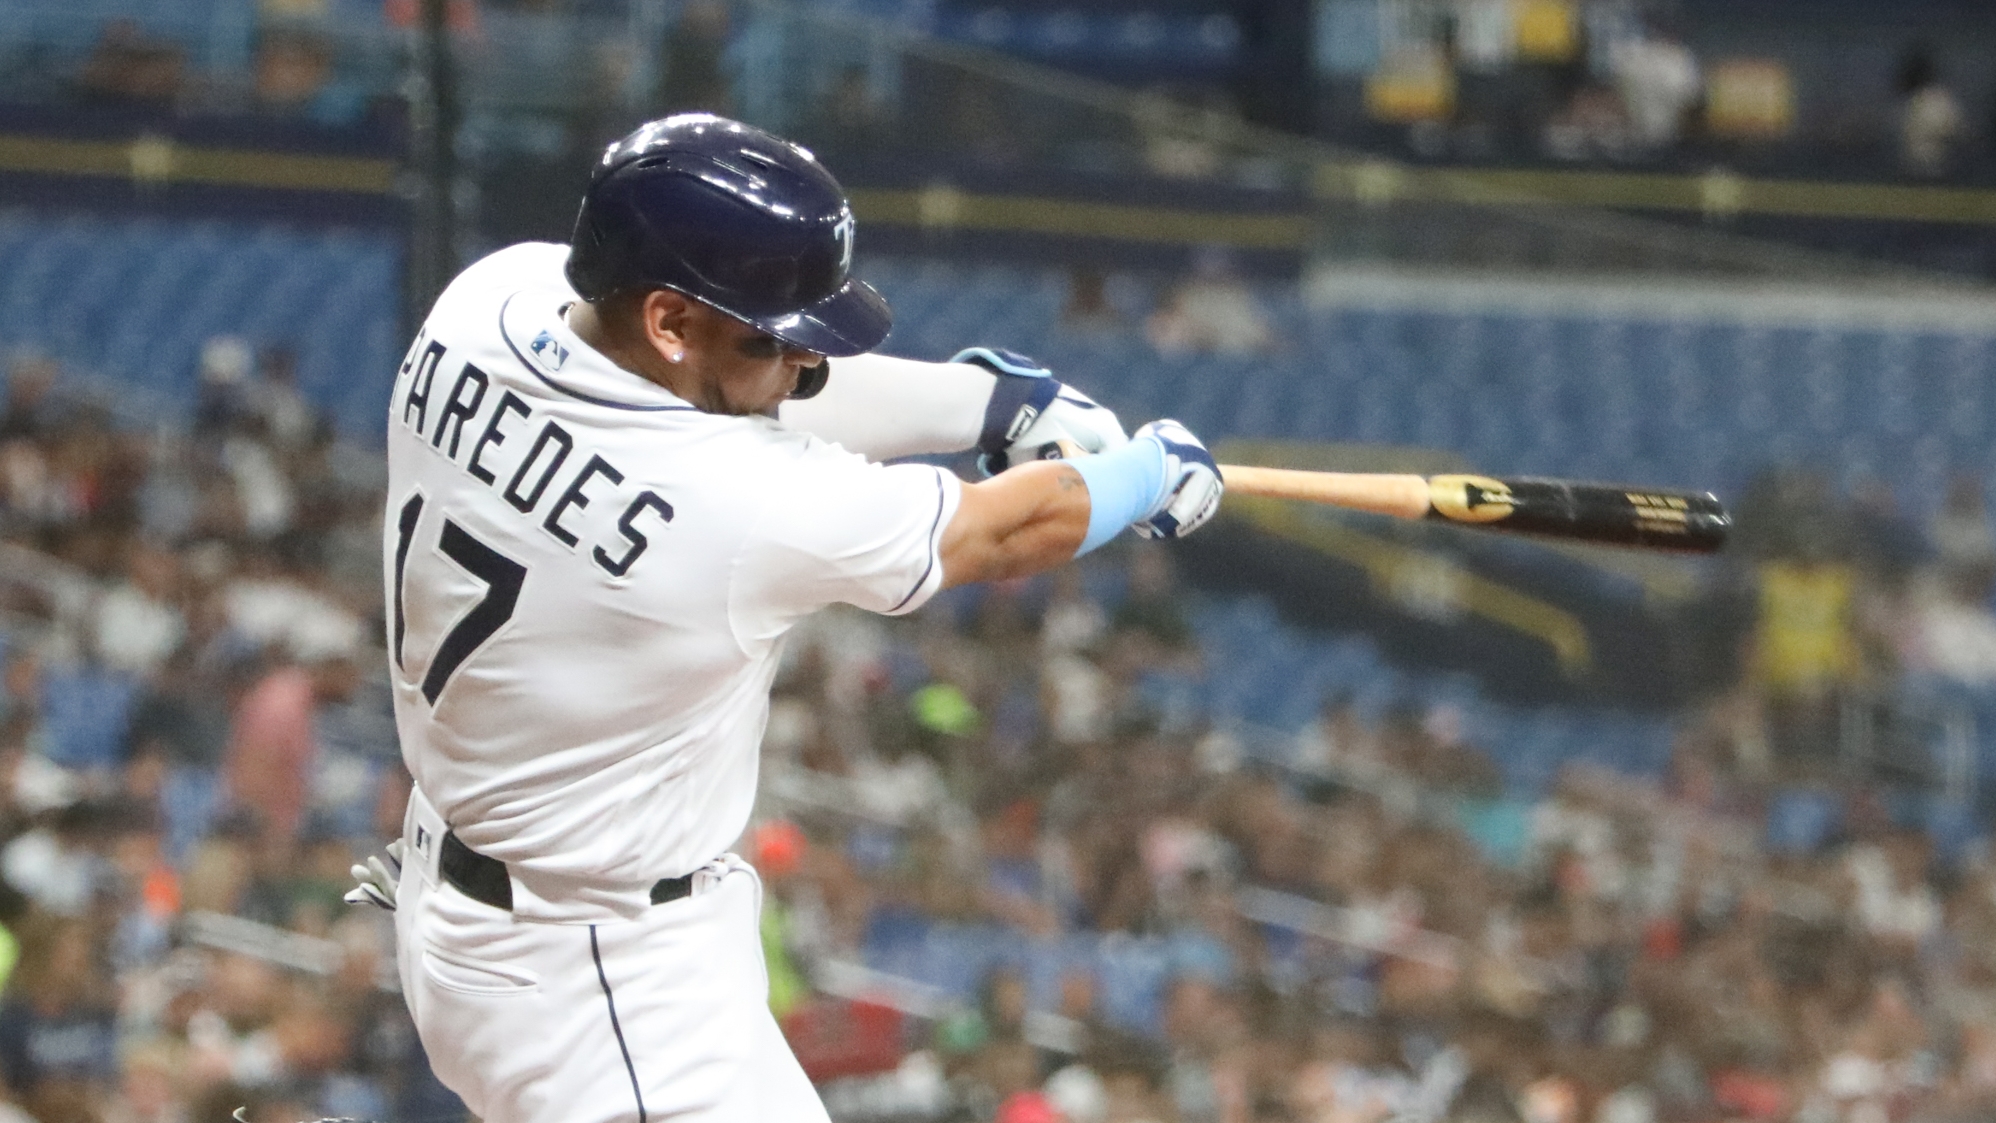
1217 466 1729 553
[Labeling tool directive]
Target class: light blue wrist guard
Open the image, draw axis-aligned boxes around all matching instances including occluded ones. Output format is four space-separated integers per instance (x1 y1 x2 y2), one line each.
1069 437 1166 555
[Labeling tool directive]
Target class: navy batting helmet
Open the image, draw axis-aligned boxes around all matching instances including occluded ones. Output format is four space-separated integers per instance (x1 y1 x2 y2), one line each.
566 114 891 358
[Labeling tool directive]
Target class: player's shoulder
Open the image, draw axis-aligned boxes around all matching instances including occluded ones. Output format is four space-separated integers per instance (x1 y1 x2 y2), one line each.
460 241 571 287
437 242 573 311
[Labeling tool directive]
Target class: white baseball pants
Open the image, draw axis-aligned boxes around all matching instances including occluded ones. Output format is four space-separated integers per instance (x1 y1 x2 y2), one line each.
394 806 829 1123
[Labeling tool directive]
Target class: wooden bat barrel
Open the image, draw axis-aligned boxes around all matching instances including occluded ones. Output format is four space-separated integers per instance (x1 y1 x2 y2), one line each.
1425 474 1730 553
1217 466 1729 553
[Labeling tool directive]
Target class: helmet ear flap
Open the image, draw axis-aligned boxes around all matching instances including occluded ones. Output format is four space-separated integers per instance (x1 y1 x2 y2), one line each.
789 360 830 400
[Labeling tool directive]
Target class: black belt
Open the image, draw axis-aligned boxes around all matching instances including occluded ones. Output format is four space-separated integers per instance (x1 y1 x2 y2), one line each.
439 830 694 912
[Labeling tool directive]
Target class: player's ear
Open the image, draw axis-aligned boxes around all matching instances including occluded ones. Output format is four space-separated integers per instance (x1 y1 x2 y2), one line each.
636 289 693 363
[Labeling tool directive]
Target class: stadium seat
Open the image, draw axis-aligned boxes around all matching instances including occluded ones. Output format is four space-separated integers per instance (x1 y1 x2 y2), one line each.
0 210 402 438
15 242 1996 842
38 664 139 772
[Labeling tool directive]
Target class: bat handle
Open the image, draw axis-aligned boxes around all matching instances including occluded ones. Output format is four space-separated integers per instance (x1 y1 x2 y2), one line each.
1039 449 1436 521
1217 465 1432 520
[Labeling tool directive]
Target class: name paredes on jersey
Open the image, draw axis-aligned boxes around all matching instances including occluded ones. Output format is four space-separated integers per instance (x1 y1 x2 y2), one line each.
395 331 672 577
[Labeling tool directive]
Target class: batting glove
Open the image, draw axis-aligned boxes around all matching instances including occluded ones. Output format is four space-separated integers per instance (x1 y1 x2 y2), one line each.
1131 419 1223 540
952 347 1128 475
343 839 404 912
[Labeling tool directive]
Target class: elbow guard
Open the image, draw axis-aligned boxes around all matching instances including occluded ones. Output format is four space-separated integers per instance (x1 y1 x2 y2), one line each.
954 347 1062 468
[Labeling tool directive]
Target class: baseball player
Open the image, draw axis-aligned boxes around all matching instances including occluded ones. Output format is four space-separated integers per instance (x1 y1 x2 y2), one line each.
345 113 1222 1123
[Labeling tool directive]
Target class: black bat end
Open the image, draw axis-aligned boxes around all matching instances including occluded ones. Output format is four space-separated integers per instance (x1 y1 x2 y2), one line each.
1674 494 1731 553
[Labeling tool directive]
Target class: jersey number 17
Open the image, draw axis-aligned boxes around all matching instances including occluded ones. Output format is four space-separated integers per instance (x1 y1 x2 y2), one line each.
392 494 527 704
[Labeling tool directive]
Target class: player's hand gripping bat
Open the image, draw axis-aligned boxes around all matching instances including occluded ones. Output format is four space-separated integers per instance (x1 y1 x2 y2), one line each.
1029 442 1729 552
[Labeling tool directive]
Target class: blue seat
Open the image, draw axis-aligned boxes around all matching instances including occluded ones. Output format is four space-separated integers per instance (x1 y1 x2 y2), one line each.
8 242 1986 806
161 766 222 867
1090 934 1176 1035
39 666 138 771
1766 789 1843 855
0 210 401 441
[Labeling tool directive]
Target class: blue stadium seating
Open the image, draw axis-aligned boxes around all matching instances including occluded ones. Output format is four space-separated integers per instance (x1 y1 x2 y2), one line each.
1188 596 1678 791
38 665 138 771
4 225 1992 804
857 257 1996 513
854 255 1996 808
857 915 1227 1038
0 209 402 438
11 222 1996 1038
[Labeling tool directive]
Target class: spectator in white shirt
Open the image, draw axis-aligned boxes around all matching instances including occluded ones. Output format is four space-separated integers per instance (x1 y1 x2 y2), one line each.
1613 22 1700 151
91 545 183 678
1898 46 1965 177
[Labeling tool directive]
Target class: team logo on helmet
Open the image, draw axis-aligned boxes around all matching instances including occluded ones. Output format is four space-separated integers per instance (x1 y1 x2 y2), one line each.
833 211 855 273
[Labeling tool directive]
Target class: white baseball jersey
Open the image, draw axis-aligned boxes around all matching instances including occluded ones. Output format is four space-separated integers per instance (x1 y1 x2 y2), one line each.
383 242 959 921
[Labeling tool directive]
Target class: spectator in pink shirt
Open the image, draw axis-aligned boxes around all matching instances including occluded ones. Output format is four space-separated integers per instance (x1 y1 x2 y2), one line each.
222 647 359 845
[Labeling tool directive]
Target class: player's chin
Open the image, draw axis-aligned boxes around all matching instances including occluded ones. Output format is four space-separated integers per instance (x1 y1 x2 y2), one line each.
751 372 802 414
713 370 795 416
730 388 792 417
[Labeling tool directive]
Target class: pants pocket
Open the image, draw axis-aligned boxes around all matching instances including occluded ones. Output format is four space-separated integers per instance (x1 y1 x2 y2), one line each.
421 945 541 997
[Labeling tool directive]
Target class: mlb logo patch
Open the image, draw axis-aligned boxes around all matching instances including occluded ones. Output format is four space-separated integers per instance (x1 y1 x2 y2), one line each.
530 329 569 370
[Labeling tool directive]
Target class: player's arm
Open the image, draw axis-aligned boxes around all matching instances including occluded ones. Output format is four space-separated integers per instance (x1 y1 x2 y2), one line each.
938 420 1222 587
937 461 1090 585
776 348 1127 468
729 420 1218 638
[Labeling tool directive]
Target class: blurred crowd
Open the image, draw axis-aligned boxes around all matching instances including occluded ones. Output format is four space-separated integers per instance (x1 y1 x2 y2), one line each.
54 15 374 127
1 335 1995 1123
12 0 1988 187
1715 465 1996 787
1050 258 1277 362
0 345 449 1123
757 556 1996 1123
1353 21 1987 184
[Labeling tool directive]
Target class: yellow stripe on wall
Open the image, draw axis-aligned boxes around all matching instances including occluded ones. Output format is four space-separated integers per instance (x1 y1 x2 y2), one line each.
1 128 1987 236
1319 161 1996 227
0 133 397 195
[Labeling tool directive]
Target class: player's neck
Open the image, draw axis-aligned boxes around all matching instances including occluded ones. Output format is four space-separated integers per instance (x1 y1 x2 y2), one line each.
565 300 707 407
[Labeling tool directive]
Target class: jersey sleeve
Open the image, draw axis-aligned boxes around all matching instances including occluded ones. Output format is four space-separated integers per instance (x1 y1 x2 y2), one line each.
774 354 996 461
728 447 962 646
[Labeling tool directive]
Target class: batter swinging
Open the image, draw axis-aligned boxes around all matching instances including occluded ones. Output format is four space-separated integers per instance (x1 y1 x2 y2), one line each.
346 113 1222 1123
